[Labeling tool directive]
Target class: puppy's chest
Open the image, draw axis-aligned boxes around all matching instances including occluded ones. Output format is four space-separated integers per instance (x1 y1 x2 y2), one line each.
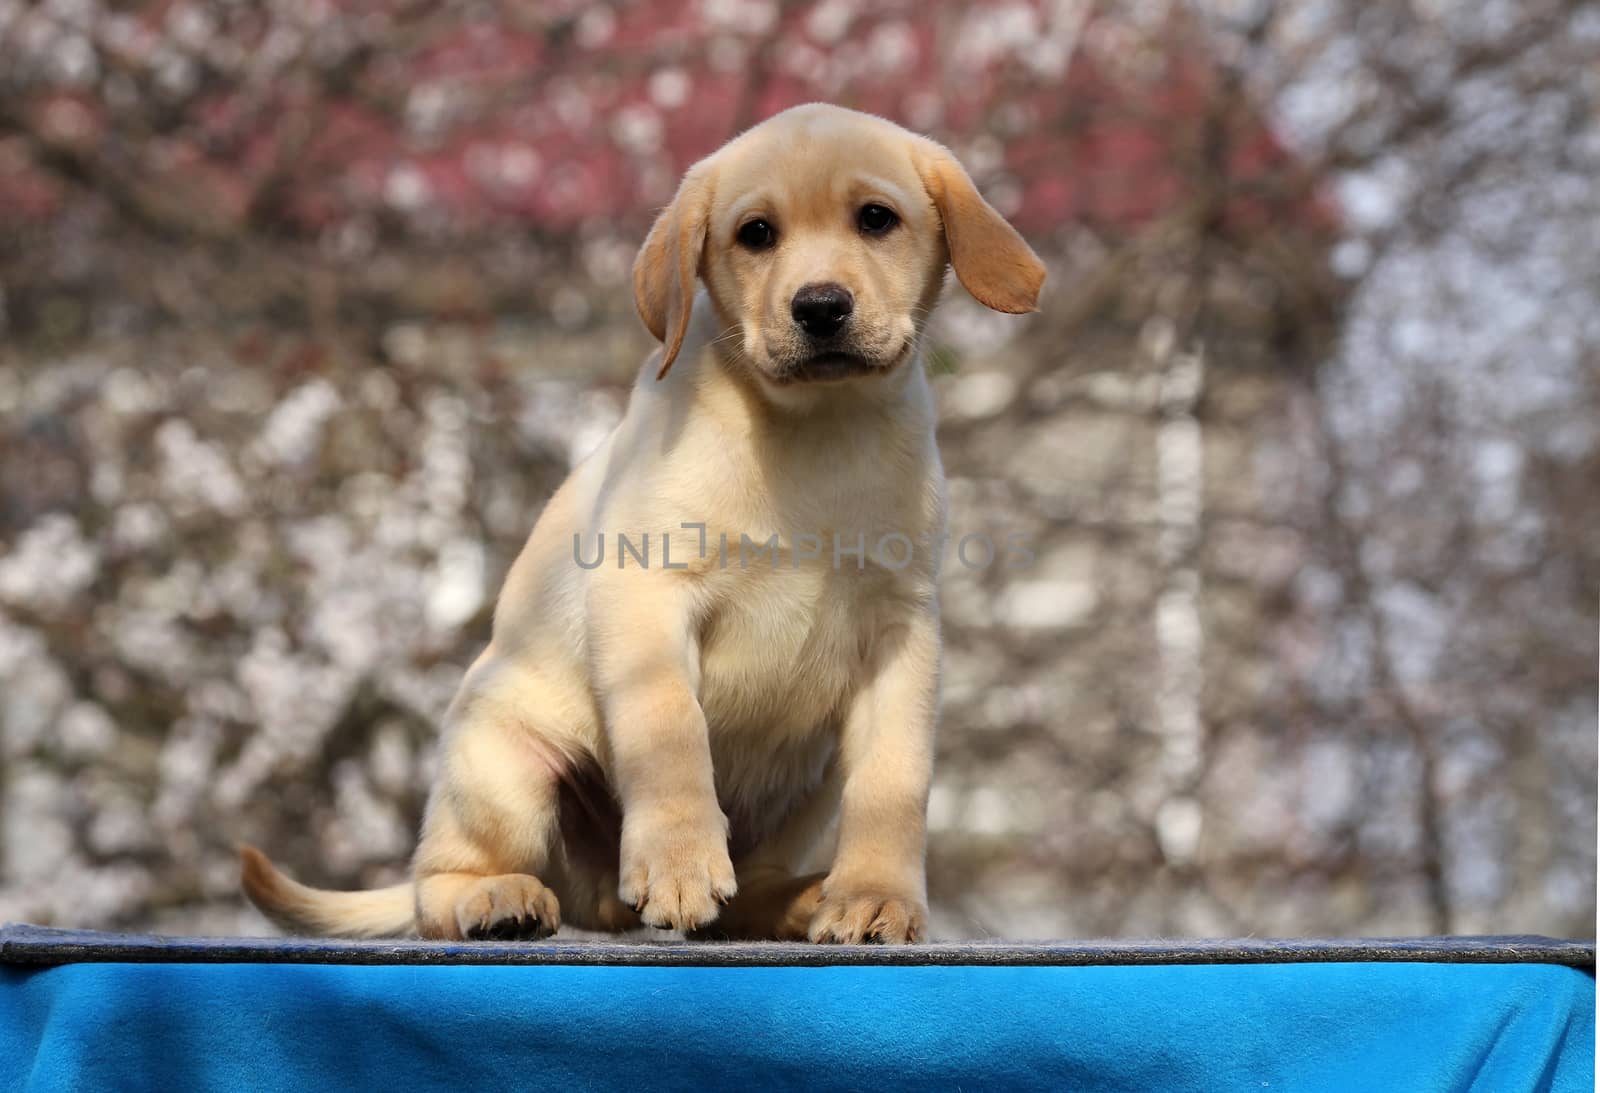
694 562 892 739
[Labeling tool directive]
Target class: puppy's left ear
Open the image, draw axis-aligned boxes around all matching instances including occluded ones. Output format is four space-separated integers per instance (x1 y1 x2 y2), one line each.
914 140 1045 314
634 164 713 379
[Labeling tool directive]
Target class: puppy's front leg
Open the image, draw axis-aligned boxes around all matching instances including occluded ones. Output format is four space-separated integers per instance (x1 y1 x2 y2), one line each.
591 575 736 931
810 607 939 944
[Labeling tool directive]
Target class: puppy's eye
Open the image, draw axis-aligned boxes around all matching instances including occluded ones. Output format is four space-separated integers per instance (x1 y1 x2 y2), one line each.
858 204 899 235
737 219 776 250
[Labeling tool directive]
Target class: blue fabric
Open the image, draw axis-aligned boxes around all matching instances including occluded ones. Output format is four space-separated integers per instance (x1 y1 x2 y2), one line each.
1 961 1592 1092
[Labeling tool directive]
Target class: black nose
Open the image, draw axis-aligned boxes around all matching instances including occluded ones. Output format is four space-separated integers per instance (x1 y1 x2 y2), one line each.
791 283 854 338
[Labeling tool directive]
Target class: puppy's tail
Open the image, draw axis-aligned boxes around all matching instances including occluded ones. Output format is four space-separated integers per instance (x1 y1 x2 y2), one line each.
239 845 415 938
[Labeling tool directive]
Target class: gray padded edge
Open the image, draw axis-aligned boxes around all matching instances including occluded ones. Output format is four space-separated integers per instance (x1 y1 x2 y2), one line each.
2 925 1593 968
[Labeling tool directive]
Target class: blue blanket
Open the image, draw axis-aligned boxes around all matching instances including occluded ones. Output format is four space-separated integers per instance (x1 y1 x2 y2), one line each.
1 932 1593 1091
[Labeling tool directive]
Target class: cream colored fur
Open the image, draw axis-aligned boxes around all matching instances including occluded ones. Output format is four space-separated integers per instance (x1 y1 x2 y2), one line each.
242 103 1045 943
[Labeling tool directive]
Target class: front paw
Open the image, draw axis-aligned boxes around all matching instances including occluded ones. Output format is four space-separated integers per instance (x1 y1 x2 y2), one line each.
618 809 738 931
808 883 927 944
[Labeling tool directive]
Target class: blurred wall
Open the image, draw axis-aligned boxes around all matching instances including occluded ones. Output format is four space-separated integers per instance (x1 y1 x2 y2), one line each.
0 0 1593 938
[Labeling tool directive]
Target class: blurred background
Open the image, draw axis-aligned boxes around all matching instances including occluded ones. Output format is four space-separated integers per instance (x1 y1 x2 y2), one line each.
0 0 1594 940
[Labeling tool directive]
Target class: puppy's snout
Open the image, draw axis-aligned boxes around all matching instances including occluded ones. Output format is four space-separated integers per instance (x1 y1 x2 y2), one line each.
791 283 854 339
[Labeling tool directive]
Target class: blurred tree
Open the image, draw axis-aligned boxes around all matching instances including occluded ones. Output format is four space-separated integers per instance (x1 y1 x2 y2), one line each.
0 0 1592 939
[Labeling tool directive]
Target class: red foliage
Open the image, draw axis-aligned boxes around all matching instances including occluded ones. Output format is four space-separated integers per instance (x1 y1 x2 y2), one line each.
0 3 1335 246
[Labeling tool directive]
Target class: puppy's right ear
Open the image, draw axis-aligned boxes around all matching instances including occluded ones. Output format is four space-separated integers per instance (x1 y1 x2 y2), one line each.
633 164 713 380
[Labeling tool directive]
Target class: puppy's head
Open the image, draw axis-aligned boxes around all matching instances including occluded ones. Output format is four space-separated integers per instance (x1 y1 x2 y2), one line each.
634 104 1045 391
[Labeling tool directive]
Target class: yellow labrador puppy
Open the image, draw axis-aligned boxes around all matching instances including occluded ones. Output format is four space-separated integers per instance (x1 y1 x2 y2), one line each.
242 103 1043 943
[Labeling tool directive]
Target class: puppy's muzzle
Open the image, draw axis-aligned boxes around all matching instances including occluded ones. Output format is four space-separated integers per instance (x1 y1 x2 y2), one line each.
791 282 854 340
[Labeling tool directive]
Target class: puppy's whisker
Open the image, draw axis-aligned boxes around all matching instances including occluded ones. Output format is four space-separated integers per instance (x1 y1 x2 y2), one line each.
702 326 748 354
